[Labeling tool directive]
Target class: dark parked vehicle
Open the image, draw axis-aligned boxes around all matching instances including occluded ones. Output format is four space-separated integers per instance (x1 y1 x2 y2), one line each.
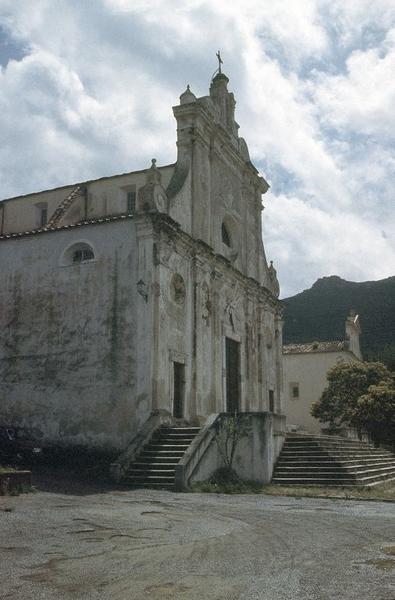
0 426 44 463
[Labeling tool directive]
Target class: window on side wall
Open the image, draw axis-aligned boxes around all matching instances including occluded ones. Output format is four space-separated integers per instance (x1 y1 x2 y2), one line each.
61 241 96 267
290 383 299 399
269 389 275 412
40 207 48 227
35 203 48 227
73 247 94 263
121 186 137 214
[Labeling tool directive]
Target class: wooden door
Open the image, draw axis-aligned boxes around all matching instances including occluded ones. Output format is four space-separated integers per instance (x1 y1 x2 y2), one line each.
173 362 185 418
225 338 240 413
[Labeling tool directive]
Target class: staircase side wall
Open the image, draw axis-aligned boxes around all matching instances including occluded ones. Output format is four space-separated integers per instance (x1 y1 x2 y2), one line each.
182 413 286 487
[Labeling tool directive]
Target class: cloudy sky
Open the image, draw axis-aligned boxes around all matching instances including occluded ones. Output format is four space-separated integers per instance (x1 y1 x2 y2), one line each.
0 1 394 296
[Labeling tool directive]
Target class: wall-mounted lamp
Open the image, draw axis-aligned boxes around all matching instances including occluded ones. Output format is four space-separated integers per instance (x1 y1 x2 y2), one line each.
137 279 149 302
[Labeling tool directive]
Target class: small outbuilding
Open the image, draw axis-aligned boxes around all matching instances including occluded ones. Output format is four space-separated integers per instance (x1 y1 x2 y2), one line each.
283 312 362 433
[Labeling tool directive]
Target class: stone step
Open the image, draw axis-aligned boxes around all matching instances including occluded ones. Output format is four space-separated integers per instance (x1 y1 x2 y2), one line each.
275 459 395 468
272 433 395 487
282 443 377 451
272 471 395 486
144 444 190 451
122 481 174 489
286 434 366 442
150 437 197 444
274 471 357 480
129 464 177 471
272 477 359 485
275 466 395 476
127 465 175 477
282 444 384 452
137 456 181 464
124 474 175 484
160 428 201 435
140 452 185 459
279 451 392 458
121 425 200 490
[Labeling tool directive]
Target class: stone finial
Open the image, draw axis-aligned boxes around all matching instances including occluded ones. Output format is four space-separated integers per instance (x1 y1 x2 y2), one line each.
180 84 197 105
268 261 280 298
345 310 362 359
146 158 161 185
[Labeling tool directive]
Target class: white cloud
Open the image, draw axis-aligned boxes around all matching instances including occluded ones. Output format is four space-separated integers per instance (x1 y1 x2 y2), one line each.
0 0 393 294
321 0 395 47
312 28 395 139
264 194 395 297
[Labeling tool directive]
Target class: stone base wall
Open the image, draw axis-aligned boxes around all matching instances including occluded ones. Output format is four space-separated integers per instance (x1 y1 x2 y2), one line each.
175 412 286 490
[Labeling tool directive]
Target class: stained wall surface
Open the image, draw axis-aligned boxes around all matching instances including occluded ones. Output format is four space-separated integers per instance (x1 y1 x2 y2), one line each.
0 220 155 449
0 72 283 450
283 351 359 433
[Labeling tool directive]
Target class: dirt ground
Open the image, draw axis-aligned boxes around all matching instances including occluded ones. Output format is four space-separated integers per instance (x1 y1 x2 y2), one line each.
0 472 394 600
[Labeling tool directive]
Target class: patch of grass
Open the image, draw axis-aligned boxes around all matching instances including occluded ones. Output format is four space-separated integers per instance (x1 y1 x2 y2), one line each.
190 480 263 494
189 468 395 500
190 467 264 494
261 480 395 502
0 466 20 474
8 483 35 496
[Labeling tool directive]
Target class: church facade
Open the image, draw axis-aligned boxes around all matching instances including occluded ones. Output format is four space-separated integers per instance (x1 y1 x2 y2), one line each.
0 71 283 450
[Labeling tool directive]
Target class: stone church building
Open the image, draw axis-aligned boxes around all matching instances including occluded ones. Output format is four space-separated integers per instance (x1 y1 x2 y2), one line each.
0 71 283 453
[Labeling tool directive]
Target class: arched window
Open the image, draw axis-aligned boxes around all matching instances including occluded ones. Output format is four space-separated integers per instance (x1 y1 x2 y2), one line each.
72 246 94 263
61 241 96 266
221 222 231 247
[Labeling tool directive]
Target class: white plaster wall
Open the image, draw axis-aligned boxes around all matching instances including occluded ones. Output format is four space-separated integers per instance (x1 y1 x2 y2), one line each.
0 220 153 449
283 351 359 433
151 225 282 422
0 165 175 234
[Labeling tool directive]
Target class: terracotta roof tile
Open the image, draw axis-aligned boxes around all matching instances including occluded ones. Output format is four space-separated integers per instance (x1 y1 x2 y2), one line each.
283 341 347 354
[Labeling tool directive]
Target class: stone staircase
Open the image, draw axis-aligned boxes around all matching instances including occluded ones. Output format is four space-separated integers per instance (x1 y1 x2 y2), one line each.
122 425 201 489
272 433 395 487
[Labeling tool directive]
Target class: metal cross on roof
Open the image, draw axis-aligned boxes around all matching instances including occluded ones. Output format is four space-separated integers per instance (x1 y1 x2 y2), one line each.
212 50 224 80
216 50 223 74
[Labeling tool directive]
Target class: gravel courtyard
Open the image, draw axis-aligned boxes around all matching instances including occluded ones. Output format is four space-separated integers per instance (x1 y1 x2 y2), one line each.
0 477 394 600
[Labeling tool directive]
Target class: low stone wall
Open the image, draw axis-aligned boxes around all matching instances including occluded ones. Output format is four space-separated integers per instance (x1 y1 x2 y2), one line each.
321 427 371 443
175 412 286 491
0 470 31 494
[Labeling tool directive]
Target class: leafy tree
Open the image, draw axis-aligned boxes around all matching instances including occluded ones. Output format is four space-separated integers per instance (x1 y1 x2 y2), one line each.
311 361 394 445
357 380 395 446
214 414 250 472
365 344 395 371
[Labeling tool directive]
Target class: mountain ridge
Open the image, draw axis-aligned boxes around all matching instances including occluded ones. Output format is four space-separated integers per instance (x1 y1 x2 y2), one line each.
282 275 395 368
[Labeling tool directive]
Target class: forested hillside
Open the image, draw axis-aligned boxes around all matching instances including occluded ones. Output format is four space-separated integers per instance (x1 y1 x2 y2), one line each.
282 276 395 369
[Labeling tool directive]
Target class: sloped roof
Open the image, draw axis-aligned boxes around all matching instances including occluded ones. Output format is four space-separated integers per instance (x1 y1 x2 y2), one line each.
283 341 347 354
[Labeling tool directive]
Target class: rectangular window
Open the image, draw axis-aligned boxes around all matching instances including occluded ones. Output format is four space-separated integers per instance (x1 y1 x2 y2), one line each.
127 191 136 213
291 383 300 399
40 207 48 227
269 389 275 412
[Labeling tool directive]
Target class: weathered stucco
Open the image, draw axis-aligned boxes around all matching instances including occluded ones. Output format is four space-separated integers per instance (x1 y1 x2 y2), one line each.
0 220 154 448
0 72 283 450
283 351 360 433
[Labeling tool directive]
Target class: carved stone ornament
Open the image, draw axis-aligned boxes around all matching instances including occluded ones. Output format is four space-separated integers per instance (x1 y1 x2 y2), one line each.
223 285 241 332
201 283 211 323
171 273 186 305
137 159 168 213
268 260 280 298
